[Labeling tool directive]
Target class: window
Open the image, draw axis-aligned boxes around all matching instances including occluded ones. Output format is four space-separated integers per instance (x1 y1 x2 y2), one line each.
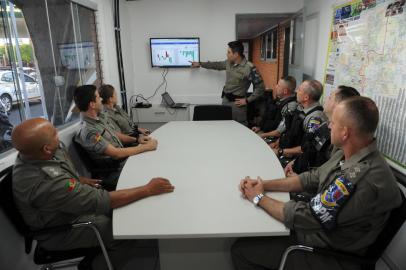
0 0 102 155
1 73 13 83
260 35 266 60
24 74 35 83
260 27 278 62
266 28 278 60
289 15 304 66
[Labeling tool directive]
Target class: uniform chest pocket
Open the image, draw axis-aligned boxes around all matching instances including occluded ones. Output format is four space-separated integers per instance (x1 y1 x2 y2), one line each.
230 71 246 84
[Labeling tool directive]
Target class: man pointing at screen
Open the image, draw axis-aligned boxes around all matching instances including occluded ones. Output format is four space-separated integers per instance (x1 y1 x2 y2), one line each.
191 41 265 125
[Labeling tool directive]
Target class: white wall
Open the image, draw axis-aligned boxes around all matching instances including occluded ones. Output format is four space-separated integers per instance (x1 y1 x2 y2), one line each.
303 0 335 83
303 12 319 78
120 0 304 105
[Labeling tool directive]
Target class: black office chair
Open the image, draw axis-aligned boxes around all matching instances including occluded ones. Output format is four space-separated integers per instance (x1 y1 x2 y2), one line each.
71 137 125 190
278 189 406 270
193 105 232 121
0 166 113 270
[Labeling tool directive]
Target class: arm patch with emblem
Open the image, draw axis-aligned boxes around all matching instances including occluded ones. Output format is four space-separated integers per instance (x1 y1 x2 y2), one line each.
309 175 355 230
84 130 109 154
65 178 79 192
307 117 322 133
248 67 263 85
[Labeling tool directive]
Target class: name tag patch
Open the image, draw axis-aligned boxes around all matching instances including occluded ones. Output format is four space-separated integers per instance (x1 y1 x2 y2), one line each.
309 176 354 230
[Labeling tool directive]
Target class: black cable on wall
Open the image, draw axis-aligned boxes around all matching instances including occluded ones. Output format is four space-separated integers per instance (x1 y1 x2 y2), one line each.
113 0 128 112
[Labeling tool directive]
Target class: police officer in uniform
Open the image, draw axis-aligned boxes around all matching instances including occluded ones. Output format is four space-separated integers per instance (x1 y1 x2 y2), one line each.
255 76 298 139
273 80 327 167
285 85 360 176
250 88 278 133
73 85 157 187
99 84 150 138
12 118 175 270
233 97 402 270
191 41 265 125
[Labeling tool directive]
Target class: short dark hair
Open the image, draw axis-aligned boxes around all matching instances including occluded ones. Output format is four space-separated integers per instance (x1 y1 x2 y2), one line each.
281 76 297 93
228 41 244 57
73 85 97 112
336 85 360 102
99 84 115 105
303 79 323 101
342 96 379 135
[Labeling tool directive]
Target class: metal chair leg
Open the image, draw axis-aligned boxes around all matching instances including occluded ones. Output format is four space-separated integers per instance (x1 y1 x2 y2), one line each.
72 222 114 270
278 245 314 270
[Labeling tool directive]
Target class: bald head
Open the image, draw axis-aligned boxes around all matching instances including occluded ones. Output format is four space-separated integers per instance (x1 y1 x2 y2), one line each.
12 118 58 159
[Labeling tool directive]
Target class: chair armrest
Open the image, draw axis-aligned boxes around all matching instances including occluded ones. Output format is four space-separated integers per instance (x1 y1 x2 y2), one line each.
278 245 374 270
28 221 100 237
28 224 73 237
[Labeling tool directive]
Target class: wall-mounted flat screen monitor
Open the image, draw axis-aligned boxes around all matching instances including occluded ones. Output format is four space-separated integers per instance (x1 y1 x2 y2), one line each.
150 38 200 68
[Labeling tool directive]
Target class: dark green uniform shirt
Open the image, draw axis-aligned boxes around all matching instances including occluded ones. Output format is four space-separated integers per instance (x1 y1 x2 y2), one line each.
283 141 401 269
75 113 123 162
12 144 111 233
200 58 265 103
103 105 135 135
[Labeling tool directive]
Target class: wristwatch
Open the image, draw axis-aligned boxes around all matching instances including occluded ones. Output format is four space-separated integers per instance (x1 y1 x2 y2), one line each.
278 148 284 156
253 193 265 206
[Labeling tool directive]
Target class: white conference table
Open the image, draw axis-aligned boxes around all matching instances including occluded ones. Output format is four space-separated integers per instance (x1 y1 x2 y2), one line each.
113 121 290 270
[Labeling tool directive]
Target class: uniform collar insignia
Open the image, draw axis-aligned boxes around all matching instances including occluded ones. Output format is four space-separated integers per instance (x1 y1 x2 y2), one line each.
341 140 377 170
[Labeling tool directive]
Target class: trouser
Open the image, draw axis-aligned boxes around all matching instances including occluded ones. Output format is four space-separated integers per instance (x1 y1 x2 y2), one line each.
102 170 122 191
94 159 126 191
40 214 157 270
231 236 361 270
232 236 296 270
222 97 247 126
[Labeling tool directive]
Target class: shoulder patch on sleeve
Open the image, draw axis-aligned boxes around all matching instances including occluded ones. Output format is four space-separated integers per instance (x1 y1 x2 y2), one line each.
307 117 322 133
85 131 103 144
248 67 263 84
94 133 102 143
65 178 79 192
309 175 355 230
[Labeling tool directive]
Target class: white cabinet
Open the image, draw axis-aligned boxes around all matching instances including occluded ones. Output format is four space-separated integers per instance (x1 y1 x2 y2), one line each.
132 105 190 131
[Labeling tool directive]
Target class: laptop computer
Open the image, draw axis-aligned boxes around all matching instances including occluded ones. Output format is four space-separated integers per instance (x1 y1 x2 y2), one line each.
161 92 189 108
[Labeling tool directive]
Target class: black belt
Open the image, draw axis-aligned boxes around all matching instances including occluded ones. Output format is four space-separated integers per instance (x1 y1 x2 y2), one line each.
222 91 245 102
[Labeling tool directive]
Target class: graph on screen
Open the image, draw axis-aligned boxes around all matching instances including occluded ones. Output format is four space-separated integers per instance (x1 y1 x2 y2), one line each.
150 38 200 67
